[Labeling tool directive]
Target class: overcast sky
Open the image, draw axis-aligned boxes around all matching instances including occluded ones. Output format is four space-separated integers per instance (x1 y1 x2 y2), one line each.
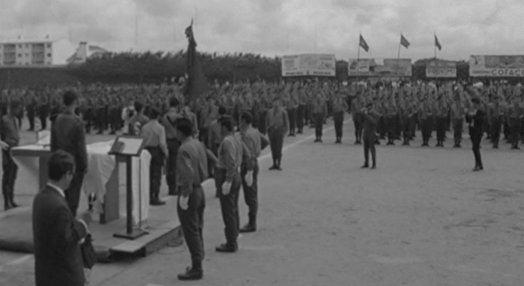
1 0 523 61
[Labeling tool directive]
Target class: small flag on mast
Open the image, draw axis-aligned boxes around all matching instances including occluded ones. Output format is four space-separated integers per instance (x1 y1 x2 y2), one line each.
359 34 369 52
400 34 410 49
434 34 442 51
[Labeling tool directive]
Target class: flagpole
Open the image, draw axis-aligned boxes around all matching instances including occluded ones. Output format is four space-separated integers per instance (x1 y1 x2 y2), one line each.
357 33 361 61
397 33 402 76
434 32 436 59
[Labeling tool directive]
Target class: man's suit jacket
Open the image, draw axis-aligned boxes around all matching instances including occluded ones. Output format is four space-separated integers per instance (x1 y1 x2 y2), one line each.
50 110 88 172
32 185 88 286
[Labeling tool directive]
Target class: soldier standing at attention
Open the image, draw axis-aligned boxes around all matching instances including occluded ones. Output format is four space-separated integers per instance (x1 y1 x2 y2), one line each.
142 108 168 206
435 96 449 147
333 95 348 144
419 97 433 147
238 112 269 233
351 94 363 145
1 100 22 210
162 97 183 196
507 96 523 150
208 106 228 185
26 91 37 131
466 96 485 171
175 118 212 281
313 94 327 143
296 91 306 135
487 95 504 149
286 93 297 137
215 117 253 253
38 92 49 130
451 92 465 148
266 97 289 170
361 103 380 169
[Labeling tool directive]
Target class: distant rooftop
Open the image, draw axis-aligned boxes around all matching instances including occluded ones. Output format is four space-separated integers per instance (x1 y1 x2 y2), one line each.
0 38 58 44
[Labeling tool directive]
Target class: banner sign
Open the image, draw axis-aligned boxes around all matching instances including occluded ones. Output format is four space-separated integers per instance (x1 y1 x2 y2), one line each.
469 55 524 77
281 54 336 77
426 60 457 78
348 58 412 77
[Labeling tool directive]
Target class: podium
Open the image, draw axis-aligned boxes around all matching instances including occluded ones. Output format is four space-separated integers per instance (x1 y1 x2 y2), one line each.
109 136 149 240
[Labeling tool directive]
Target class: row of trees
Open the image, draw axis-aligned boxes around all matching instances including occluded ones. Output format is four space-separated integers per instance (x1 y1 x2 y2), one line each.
0 51 521 88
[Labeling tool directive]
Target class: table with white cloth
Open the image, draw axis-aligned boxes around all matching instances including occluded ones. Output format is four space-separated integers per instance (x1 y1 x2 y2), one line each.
11 140 151 226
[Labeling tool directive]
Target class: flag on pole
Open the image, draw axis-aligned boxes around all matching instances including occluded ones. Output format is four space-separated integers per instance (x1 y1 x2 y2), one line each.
359 34 369 52
400 34 410 49
434 34 442 51
183 20 209 104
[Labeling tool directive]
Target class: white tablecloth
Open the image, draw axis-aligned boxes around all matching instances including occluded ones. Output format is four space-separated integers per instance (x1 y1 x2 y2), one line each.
12 141 150 225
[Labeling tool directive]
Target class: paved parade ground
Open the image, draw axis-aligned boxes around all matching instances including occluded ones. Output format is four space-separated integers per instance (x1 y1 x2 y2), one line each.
1 118 523 286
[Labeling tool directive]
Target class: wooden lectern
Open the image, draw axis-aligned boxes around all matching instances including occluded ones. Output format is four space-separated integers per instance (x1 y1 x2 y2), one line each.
108 135 148 240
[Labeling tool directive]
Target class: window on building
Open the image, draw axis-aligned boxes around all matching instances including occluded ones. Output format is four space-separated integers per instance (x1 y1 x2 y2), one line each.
47 44 51 48
18 53 22 57
47 53 52 57
18 44 22 48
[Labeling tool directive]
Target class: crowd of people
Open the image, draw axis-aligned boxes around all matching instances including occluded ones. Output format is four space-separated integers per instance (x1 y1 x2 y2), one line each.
1 78 523 284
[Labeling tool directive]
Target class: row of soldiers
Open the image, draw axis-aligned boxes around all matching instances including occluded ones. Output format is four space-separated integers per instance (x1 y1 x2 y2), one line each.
2 80 524 150
349 82 524 150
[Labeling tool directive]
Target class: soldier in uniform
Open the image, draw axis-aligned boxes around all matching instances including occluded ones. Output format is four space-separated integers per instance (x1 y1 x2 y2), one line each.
435 96 449 147
419 97 434 147
162 97 183 196
507 96 523 149
351 94 363 144
313 94 327 143
1 100 22 210
38 92 50 130
26 91 37 131
296 91 306 134
361 103 380 169
286 94 297 137
238 112 269 233
265 97 289 170
215 117 253 253
332 95 348 144
487 95 504 149
451 92 465 148
175 118 211 281
402 100 417 146
142 108 168 206
466 96 485 171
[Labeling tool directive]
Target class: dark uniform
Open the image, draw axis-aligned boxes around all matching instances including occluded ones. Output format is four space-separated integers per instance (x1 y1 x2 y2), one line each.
351 97 363 144
176 137 209 279
333 96 348 143
26 93 37 131
162 107 183 195
466 100 485 171
313 96 327 142
1 110 20 210
239 125 269 232
507 99 523 149
215 132 253 251
487 97 504 148
435 98 449 147
451 98 464 148
265 103 289 169
50 109 88 216
361 104 380 169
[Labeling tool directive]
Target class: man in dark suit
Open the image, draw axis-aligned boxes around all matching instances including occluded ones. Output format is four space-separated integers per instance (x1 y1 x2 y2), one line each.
466 95 485 171
51 91 88 216
33 150 92 286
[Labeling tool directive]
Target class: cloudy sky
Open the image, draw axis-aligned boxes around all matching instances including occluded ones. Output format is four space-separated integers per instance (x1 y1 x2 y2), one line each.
1 0 523 61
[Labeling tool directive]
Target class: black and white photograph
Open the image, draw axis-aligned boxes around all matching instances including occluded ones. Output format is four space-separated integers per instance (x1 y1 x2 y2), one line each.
0 0 523 285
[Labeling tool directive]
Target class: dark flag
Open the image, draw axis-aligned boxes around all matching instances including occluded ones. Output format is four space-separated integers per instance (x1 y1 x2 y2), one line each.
434 34 442 51
359 34 369 52
400 34 410 49
184 20 209 104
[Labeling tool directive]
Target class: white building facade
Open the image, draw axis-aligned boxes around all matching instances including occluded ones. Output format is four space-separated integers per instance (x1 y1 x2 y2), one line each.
0 39 77 67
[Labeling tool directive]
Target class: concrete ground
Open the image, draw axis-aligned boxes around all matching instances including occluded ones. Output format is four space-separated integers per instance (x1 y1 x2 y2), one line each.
1 117 524 286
